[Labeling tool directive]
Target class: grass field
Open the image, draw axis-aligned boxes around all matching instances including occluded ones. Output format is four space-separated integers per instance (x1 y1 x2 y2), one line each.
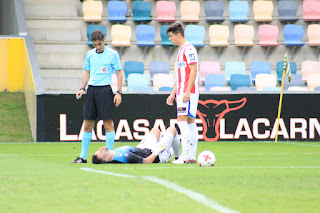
1 141 319 213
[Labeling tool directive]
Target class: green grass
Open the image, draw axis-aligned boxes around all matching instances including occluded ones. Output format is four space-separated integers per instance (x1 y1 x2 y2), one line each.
0 92 32 142
1 142 319 213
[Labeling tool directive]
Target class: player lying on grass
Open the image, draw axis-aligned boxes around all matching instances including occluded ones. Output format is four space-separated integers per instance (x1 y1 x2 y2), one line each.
92 126 180 164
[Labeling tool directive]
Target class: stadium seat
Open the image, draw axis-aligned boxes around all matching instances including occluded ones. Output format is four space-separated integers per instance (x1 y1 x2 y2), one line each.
262 87 281 92
234 24 254 58
314 87 320 92
277 1 298 22
127 73 151 92
204 1 225 23
303 0 320 22
111 24 131 47
283 24 304 58
160 25 173 46
258 24 279 58
307 24 320 59
180 1 200 22
107 0 127 22
230 74 251 91
255 74 277 91
229 1 249 23
301 60 320 81
199 61 220 84
204 74 225 91
149 61 170 81
283 74 303 90
307 73 320 91
82 0 103 22
209 25 229 47
159 87 173 92
136 25 156 59
253 0 273 22
250 61 271 83
156 1 176 22
132 1 152 22
136 25 155 46
276 61 297 82
185 25 205 47
124 61 144 81
225 61 246 82
153 74 175 91
87 25 106 46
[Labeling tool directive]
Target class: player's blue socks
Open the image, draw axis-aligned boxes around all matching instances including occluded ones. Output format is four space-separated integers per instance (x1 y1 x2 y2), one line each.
80 132 92 159
106 131 115 150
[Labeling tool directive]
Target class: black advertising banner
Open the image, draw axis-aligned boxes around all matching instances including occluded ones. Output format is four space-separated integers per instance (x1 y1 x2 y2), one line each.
37 93 320 142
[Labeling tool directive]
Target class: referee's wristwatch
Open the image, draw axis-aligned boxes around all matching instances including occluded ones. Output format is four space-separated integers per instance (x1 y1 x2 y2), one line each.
80 87 86 92
116 90 122 95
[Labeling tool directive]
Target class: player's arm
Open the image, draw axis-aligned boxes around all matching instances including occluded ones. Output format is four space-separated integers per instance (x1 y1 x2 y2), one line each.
114 70 122 107
143 153 157 164
166 84 177 106
76 70 90 99
183 63 197 103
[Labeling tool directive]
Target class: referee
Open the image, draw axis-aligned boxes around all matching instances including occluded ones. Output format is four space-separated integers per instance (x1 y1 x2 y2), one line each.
71 30 123 163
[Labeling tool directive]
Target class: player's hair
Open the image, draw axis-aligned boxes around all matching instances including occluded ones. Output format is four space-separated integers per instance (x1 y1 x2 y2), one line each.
92 154 105 164
166 22 184 37
90 30 105 42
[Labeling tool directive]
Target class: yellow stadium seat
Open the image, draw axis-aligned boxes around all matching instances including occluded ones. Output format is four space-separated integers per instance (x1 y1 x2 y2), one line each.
111 25 131 47
209 25 229 47
82 0 103 22
253 1 273 22
180 1 200 22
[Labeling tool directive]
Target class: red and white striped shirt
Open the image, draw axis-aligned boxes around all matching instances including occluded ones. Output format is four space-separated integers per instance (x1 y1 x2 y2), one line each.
175 42 199 95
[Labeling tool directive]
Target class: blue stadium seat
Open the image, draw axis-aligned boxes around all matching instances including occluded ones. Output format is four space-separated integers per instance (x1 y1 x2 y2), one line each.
236 87 257 92
204 74 225 91
132 1 151 22
159 87 173 91
108 0 127 22
127 73 152 92
225 61 246 82
149 61 170 81
283 24 304 47
250 61 271 82
124 61 144 81
276 61 297 82
204 1 224 23
229 1 249 23
87 25 106 46
278 1 299 22
160 25 173 46
262 87 281 92
283 74 303 90
230 74 251 91
136 25 156 47
185 25 205 47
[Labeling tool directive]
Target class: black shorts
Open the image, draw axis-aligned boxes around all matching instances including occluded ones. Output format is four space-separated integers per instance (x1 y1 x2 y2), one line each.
83 85 114 120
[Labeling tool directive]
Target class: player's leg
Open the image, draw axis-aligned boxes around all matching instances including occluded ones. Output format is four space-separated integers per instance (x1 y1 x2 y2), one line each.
104 119 115 150
185 93 199 163
136 127 159 150
174 115 192 164
159 126 176 149
172 131 180 160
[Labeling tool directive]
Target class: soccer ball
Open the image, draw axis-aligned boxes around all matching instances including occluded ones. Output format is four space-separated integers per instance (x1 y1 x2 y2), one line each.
197 150 216 167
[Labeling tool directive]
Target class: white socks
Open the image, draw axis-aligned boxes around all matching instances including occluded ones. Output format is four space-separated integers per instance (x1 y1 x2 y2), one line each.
188 122 198 160
172 133 181 159
177 121 192 160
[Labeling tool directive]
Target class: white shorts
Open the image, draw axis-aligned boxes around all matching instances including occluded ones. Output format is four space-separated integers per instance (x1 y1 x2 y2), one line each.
136 133 158 150
176 93 199 118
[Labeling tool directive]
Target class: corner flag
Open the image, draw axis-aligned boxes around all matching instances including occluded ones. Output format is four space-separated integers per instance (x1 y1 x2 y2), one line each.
283 53 292 82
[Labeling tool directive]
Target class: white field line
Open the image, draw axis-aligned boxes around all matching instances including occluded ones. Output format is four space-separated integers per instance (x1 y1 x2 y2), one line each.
81 167 239 213
119 166 320 170
280 142 320 147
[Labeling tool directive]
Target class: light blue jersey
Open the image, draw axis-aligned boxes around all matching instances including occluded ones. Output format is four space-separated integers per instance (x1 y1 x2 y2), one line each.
83 47 122 86
112 146 136 163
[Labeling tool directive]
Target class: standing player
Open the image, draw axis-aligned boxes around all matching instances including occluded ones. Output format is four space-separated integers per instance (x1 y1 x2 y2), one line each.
166 23 199 164
71 30 123 163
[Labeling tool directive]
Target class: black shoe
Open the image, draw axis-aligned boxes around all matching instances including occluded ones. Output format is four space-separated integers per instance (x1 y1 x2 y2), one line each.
71 157 87 163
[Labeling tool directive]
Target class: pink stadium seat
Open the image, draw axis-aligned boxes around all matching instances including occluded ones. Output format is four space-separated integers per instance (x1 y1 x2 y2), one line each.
199 61 220 84
303 0 320 21
156 1 176 22
234 24 255 47
301 60 320 81
307 73 320 91
308 24 320 46
258 25 279 47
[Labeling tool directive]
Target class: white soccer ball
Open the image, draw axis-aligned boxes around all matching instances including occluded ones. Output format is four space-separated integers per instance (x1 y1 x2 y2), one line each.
197 150 216 167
